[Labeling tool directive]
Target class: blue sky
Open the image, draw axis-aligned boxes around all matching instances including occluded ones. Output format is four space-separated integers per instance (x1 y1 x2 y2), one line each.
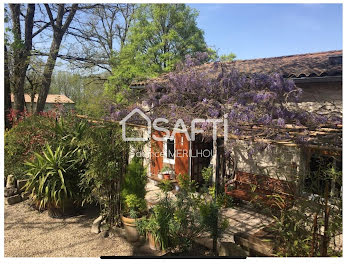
190 4 342 60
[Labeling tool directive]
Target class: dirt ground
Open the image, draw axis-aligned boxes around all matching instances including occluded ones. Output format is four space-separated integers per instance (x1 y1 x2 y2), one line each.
4 201 135 257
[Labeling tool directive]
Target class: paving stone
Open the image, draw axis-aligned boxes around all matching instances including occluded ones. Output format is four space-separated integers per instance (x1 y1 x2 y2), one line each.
17 179 28 193
219 241 248 257
6 175 15 188
4 187 17 197
91 215 102 234
6 195 22 205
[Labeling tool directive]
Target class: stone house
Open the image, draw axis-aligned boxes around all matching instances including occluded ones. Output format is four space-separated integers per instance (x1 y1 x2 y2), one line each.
130 50 342 198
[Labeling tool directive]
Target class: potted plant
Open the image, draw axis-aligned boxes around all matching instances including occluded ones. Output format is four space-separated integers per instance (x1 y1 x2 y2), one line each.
160 166 174 180
121 194 147 242
136 199 174 251
121 157 148 242
136 179 175 251
24 144 84 217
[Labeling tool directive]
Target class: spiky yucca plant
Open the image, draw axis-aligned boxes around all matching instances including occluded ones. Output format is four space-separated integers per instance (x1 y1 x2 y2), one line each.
24 144 84 210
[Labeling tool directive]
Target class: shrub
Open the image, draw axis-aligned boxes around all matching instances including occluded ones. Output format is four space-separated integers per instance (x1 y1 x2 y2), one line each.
121 157 147 199
136 191 176 251
4 113 87 180
121 157 147 218
265 162 342 257
80 123 130 226
137 174 228 253
124 194 147 218
24 144 86 210
5 114 56 179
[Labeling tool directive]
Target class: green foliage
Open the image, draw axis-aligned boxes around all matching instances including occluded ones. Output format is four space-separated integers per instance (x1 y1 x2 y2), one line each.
4 115 56 179
22 117 88 210
136 196 175 251
121 157 147 218
124 194 147 218
137 173 228 253
24 144 85 210
219 52 236 62
80 123 130 225
160 165 174 173
265 161 342 257
4 114 87 181
122 157 147 199
199 201 228 240
108 3 209 95
201 166 213 185
53 117 88 148
158 179 173 192
75 77 108 118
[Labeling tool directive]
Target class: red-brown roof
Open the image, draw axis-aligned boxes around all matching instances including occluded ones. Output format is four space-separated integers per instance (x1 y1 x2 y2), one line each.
130 50 342 87
201 50 342 78
10 94 74 104
230 50 342 77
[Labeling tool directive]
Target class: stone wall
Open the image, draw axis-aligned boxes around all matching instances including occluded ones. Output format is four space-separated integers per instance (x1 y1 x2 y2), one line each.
230 140 305 182
296 81 342 118
229 80 342 184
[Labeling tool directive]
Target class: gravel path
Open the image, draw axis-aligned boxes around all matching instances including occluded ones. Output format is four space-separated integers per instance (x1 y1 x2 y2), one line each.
4 201 133 257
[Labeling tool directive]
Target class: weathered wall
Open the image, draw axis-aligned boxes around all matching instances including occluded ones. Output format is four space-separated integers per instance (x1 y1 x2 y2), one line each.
296 81 342 117
230 140 305 182
229 80 342 183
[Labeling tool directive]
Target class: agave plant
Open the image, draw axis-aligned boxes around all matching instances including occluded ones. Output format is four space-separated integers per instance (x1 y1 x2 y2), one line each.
54 118 88 148
24 144 85 210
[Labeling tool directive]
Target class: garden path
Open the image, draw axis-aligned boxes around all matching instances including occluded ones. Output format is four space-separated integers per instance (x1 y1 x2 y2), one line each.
5 201 135 257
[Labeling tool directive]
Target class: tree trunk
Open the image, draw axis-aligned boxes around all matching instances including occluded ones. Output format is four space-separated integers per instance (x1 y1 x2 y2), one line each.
36 4 78 113
9 4 35 113
4 45 12 128
36 36 63 113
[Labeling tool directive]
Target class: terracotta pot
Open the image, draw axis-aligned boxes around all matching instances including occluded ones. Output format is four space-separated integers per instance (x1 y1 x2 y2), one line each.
147 232 161 251
163 174 171 180
121 215 145 242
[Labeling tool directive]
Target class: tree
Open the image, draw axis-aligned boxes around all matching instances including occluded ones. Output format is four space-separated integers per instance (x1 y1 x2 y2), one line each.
36 4 78 113
25 59 44 113
4 9 12 128
108 4 209 93
4 45 12 128
75 77 107 118
8 4 35 112
219 52 236 62
65 4 136 73
50 71 83 100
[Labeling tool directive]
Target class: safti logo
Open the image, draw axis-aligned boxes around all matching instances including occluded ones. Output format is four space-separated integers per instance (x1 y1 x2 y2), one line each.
120 108 228 142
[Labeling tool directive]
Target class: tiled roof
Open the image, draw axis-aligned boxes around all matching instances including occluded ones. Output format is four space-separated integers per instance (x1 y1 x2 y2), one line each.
201 50 342 78
11 94 74 104
130 50 342 87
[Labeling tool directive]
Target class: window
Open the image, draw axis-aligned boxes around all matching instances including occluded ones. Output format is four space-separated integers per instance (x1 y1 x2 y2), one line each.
304 154 342 198
167 139 175 159
163 137 175 164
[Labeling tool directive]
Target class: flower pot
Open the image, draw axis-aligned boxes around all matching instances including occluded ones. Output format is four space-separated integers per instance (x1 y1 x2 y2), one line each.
163 174 171 180
121 215 144 242
147 232 161 251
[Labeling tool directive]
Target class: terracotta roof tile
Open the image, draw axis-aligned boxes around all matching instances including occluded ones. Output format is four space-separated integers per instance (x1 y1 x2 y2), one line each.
11 94 74 104
213 50 342 78
130 50 342 87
